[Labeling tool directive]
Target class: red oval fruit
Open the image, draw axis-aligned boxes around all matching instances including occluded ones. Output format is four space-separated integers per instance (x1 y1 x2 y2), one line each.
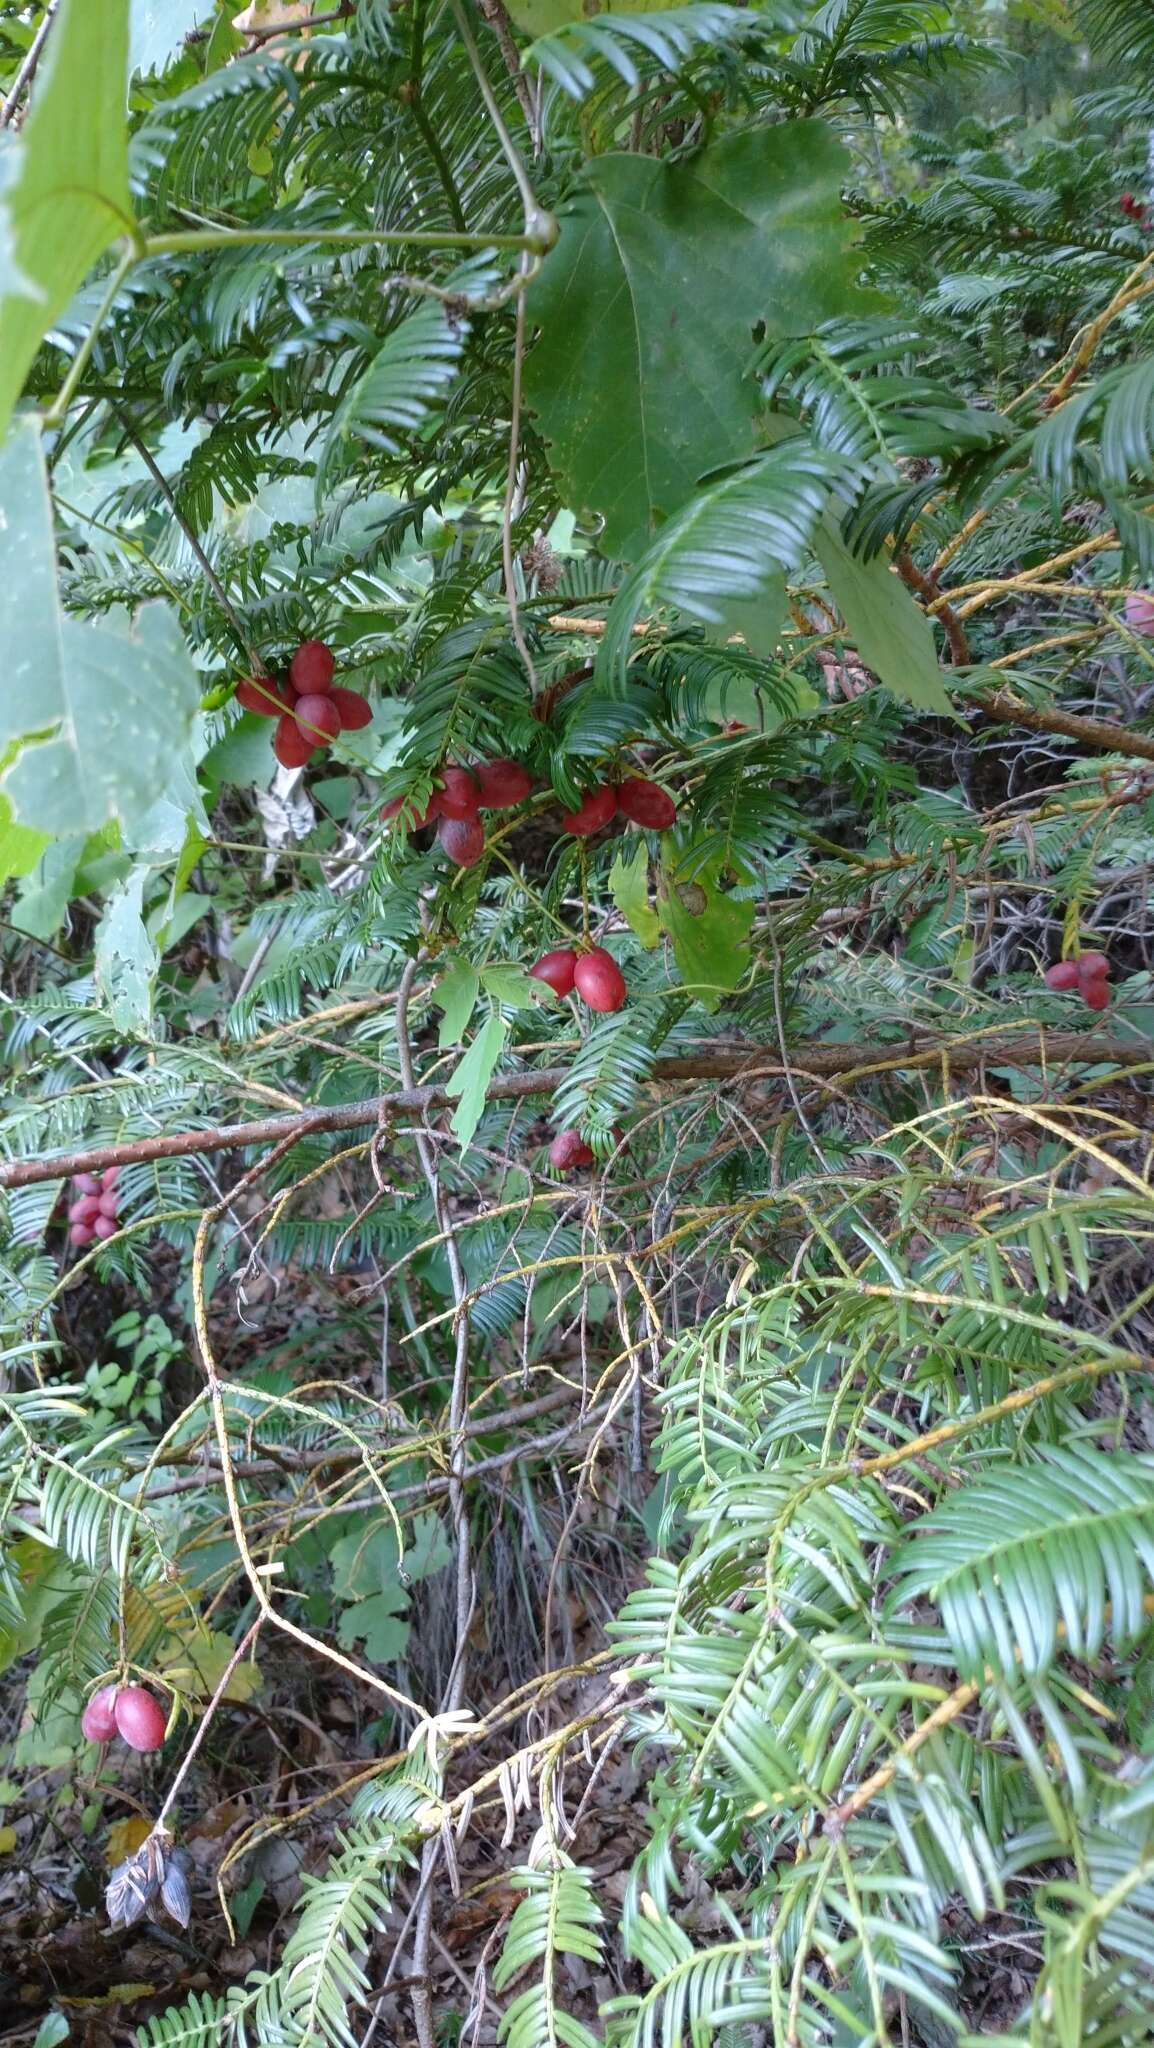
550 1129 595 1171
289 640 335 694
437 766 481 819
475 759 532 809
236 674 291 717
329 686 373 731
528 948 577 997
1124 592 1154 638
97 1190 119 1218
1078 951 1109 981
274 715 318 769
69 1196 101 1224
99 1167 119 1189
92 1215 117 1240
381 792 440 830
1083 980 1110 1011
294 693 341 746
114 1686 167 1753
1045 961 1080 991
559 785 617 837
573 948 627 1013
69 1224 95 1247
437 814 485 868
616 775 677 831
81 1685 120 1743
74 1173 101 1195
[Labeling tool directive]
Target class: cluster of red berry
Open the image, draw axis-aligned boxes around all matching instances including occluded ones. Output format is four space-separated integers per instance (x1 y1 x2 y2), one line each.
81 1683 167 1752
1120 194 1153 231
68 1168 121 1247
381 759 678 869
1045 950 1111 1011
381 757 533 867
529 945 626 1013
236 640 373 768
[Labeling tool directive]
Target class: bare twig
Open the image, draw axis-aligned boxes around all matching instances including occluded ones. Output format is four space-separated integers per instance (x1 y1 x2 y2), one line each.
4 1030 1148 1188
0 1 57 129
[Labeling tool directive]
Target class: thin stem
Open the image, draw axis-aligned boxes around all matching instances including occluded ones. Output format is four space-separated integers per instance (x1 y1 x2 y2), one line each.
446 0 540 230
154 1619 263 1830
501 284 537 689
114 414 264 673
144 224 551 257
0 0 57 128
42 247 136 428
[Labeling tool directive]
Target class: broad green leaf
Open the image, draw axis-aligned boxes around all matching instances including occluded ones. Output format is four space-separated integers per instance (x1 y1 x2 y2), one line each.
525 123 864 559
610 840 661 948
159 1624 261 1702
814 520 954 718
706 576 789 660
0 0 132 442
336 1585 411 1663
11 838 81 939
0 792 50 887
94 868 158 1035
436 961 481 1048
405 1510 452 1582
447 1008 509 1150
658 845 753 1008
482 963 547 1008
0 417 200 836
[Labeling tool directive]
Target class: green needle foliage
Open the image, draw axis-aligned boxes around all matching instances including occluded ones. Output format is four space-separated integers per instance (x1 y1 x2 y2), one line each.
2 1 1154 2044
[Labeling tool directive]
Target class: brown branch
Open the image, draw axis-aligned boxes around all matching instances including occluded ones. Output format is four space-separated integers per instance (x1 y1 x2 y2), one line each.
974 687 1154 765
3 1031 1148 1189
895 548 971 666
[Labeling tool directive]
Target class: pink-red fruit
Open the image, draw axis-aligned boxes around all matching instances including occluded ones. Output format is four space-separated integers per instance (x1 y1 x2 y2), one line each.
573 948 627 1014
97 1191 119 1218
75 1173 101 1195
616 776 677 831
1078 951 1109 981
1124 592 1154 638
69 1224 95 1247
294 693 341 745
528 948 577 997
550 1130 595 1171
81 1685 120 1743
1045 961 1080 991
559 785 617 837
1084 980 1110 1011
70 1196 101 1224
476 759 532 809
329 686 373 730
437 766 481 819
381 792 440 830
289 640 335 693
274 715 318 769
437 814 485 868
92 1215 117 1241
114 1687 167 1753
236 675 291 717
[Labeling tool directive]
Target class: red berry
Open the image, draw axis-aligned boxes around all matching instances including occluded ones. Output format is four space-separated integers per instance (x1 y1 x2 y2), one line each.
437 766 481 819
294 693 341 746
550 1130 595 1170
92 1214 117 1240
99 1168 119 1189
1045 961 1080 991
559 785 617 836
81 1685 120 1743
329 686 373 730
475 759 532 809
437 814 485 868
381 791 440 830
573 948 627 1013
616 775 677 830
1125 592 1154 637
69 1196 101 1224
74 1173 101 1195
274 715 318 769
1078 951 1109 982
113 1686 167 1753
1083 980 1110 1011
235 674 291 717
69 1224 95 1247
97 1190 119 1218
528 948 577 997
289 640 335 694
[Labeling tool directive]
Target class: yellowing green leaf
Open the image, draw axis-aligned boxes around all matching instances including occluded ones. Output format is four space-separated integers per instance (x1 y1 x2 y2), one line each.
657 845 753 1009
610 841 660 948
